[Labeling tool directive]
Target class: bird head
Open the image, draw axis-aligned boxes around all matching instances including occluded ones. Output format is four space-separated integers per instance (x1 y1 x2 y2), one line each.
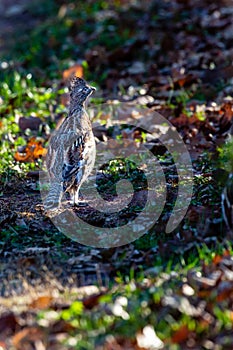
69 76 95 105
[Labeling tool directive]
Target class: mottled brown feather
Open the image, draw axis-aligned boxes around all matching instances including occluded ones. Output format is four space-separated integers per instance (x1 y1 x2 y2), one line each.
44 77 96 210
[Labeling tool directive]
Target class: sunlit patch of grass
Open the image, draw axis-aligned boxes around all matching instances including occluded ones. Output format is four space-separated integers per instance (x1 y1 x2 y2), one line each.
0 71 66 179
28 243 233 348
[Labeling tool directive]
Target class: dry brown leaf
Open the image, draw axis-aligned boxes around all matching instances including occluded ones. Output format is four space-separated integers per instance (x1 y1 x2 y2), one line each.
12 327 46 349
223 249 231 257
17 256 36 267
173 73 197 88
197 290 212 298
213 254 223 265
14 137 47 162
171 113 200 128
171 324 190 344
50 319 75 334
83 292 105 310
217 282 233 302
62 64 83 80
29 296 53 310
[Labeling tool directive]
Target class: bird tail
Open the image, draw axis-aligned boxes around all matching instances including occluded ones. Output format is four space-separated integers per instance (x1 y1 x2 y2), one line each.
44 181 63 211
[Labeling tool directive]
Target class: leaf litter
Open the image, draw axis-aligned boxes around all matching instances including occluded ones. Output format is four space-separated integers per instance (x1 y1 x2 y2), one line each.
0 0 233 348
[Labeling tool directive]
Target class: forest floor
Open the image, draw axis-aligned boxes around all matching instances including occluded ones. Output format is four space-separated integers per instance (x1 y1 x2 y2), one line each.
1 0 233 349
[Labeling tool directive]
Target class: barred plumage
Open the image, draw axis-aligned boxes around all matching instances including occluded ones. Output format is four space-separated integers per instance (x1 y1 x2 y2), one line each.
44 77 96 210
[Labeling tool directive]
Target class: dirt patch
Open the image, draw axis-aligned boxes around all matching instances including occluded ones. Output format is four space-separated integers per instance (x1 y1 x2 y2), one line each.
0 175 158 299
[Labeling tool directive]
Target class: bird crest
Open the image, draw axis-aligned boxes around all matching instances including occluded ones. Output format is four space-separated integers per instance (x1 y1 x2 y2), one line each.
69 76 86 93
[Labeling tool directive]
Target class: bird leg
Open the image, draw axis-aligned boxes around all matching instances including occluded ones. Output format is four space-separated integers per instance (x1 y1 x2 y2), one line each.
71 186 87 207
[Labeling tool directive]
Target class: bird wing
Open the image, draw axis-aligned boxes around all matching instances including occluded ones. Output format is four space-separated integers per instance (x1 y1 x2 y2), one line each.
62 133 87 190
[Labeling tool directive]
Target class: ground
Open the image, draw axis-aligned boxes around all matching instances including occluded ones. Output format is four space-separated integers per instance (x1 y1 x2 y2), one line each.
1 0 233 349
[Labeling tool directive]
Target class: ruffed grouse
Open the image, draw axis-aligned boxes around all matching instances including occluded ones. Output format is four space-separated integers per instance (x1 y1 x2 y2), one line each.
45 77 96 210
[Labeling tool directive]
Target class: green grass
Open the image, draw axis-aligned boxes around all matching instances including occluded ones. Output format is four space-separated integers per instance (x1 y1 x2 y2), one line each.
217 138 233 173
0 1 232 348
31 242 233 349
0 71 66 178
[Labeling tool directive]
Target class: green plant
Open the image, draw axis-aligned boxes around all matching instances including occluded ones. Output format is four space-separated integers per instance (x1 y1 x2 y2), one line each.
0 71 66 177
217 138 233 173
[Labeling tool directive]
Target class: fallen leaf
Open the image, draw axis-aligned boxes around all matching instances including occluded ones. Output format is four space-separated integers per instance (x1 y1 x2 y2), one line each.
217 282 233 302
12 327 46 349
63 64 83 80
213 254 223 265
223 249 231 257
50 319 75 333
14 137 47 162
29 296 53 310
17 256 36 267
171 324 190 344
83 292 105 310
197 290 212 298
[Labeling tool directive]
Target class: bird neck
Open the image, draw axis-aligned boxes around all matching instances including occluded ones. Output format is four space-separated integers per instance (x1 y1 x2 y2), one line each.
68 104 91 129
69 102 85 116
